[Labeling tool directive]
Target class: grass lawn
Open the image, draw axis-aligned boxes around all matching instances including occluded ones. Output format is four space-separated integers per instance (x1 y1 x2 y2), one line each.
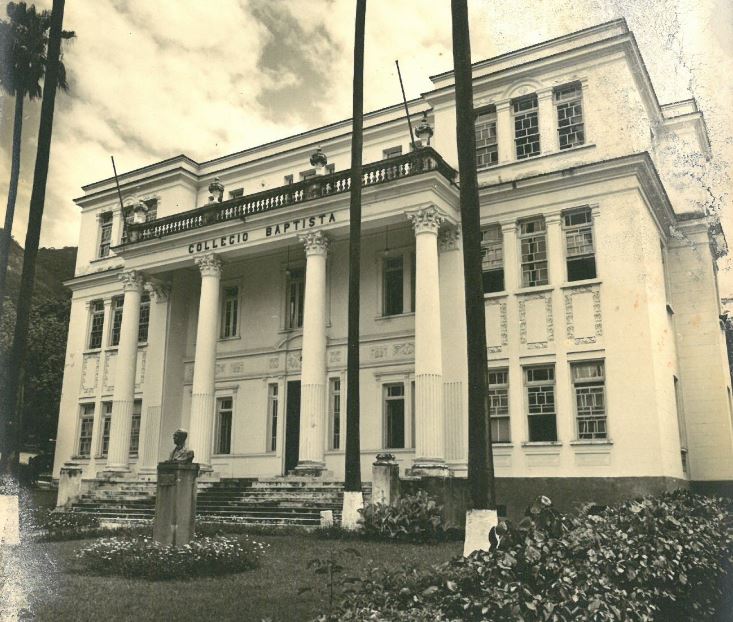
24 533 461 622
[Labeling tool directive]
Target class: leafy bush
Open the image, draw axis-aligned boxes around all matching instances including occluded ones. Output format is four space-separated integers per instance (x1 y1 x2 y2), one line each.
75 534 268 580
25 509 108 542
359 491 444 542
329 491 733 621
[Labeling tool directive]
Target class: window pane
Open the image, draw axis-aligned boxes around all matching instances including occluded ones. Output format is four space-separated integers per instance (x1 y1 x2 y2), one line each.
385 399 405 449
573 361 607 440
216 398 233 454
267 384 278 452
138 294 150 342
564 208 596 281
475 109 498 169
330 378 341 450
221 287 239 338
556 84 584 150
287 268 305 329
526 366 557 442
88 300 105 349
110 297 124 346
514 95 540 159
519 218 548 288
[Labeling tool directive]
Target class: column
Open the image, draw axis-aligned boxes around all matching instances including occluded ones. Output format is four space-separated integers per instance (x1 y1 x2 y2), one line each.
106 270 144 471
501 221 520 291
295 231 329 475
137 279 170 475
439 229 468 466
545 212 564 286
409 206 448 475
537 88 556 155
496 100 514 164
188 254 223 469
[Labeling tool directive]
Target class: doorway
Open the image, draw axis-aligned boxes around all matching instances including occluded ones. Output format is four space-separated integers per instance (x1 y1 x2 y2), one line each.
284 381 301 474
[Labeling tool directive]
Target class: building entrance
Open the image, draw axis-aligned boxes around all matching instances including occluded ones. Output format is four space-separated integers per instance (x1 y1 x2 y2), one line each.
284 381 301 474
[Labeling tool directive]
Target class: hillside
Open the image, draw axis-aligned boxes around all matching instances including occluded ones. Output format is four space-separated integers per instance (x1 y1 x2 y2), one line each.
1 230 77 301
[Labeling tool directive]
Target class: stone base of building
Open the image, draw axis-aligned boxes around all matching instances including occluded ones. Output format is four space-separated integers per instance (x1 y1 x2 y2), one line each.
403 476 690 526
406 460 452 478
690 480 733 498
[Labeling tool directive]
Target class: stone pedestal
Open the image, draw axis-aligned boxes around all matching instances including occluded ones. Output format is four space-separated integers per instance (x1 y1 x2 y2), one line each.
371 453 400 505
57 464 84 508
153 462 199 546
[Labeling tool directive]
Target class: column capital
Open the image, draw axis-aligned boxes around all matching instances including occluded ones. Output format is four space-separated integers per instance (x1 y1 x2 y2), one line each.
408 206 445 235
495 99 512 112
545 212 563 226
144 278 171 302
537 87 554 100
500 220 517 233
118 270 144 293
194 253 223 277
300 230 329 257
439 227 461 252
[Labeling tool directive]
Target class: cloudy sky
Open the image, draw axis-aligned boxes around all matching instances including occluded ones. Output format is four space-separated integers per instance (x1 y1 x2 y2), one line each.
0 0 731 293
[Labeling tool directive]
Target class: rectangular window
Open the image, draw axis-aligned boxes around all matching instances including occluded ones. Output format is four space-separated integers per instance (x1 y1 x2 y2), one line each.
110 296 124 346
88 300 105 349
488 369 510 443
129 399 142 455
78 403 95 457
383 256 404 316
100 401 112 457
229 188 244 199
286 268 305 329
519 217 548 287
98 212 113 258
481 225 504 293
215 397 233 455
514 94 540 159
475 107 498 169
555 83 584 150
384 383 405 449
144 199 157 222
525 366 557 442
329 378 342 450
383 146 402 159
564 208 596 281
138 294 150 343
221 286 239 338
267 384 278 452
572 362 606 440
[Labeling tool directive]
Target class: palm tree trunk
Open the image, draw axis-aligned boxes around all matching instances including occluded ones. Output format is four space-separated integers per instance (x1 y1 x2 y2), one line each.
1 0 66 475
0 94 25 324
344 0 367 493
450 0 496 510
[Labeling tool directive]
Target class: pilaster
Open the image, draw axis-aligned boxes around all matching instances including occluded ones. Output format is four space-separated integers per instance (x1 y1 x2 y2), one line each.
496 100 514 164
537 88 556 156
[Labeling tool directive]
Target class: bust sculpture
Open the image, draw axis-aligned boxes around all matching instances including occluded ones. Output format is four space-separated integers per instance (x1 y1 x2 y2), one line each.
168 429 194 463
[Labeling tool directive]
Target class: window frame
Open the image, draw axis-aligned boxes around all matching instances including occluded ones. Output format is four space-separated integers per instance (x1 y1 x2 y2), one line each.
563 207 597 282
88 299 105 350
519 217 549 288
382 146 403 159
571 361 607 441
380 248 415 317
220 284 240 339
475 106 498 169
383 382 406 450
488 368 510 443
285 266 306 330
214 396 234 455
77 403 95 458
99 400 112 457
555 82 585 150
98 212 113 258
138 293 151 343
524 365 557 442
513 94 541 160
328 376 342 450
109 295 124 347
481 224 504 293
129 399 142 456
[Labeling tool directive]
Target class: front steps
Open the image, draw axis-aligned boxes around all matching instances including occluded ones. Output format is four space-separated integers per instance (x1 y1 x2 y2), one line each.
65 477 372 527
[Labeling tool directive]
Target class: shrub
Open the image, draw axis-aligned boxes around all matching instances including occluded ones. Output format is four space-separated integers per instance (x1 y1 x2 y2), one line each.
25 509 107 542
330 491 733 621
75 534 268 580
359 491 444 542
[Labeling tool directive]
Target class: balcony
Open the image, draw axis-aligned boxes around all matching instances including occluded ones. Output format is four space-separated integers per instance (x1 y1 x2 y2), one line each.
123 147 456 244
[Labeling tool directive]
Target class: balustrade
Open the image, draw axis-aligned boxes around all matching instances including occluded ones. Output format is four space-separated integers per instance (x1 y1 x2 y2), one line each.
124 147 455 244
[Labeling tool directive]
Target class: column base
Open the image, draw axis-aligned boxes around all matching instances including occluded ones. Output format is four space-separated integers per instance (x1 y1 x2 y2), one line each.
292 461 326 477
99 466 131 479
407 459 452 478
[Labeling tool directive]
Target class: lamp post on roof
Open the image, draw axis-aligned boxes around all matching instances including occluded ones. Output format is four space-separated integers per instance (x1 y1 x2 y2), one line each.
415 111 433 147
208 177 224 203
310 147 328 175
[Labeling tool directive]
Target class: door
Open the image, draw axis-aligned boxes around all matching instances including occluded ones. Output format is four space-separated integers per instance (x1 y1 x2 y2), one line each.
284 381 301 474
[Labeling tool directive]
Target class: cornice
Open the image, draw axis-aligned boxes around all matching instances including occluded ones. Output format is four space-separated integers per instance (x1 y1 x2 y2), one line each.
64 266 124 291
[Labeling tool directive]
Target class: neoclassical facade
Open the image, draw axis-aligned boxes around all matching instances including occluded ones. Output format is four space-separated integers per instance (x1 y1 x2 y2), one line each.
54 19 733 506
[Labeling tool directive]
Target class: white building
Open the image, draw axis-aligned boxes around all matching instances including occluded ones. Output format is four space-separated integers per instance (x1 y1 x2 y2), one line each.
54 19 733 513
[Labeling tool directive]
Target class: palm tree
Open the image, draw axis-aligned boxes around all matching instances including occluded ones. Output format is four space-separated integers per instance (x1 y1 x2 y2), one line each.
450 0 496 512
0 1 74 326
342 0 367 528
1 0 69 475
